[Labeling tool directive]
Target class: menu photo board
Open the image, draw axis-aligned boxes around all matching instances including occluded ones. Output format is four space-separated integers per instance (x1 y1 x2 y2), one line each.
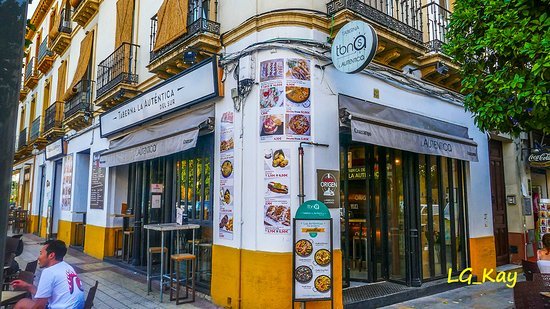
293 200 333 304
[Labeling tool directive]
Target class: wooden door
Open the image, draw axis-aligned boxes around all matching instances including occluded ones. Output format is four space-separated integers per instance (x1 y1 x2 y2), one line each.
489 140 509 266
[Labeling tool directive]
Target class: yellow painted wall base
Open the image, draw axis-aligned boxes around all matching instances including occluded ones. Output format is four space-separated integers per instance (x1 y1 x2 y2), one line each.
83 225 119 260
469 236 497 280
212 245 343 309
57 220 80 246
28 215 39 234
39 217 47 238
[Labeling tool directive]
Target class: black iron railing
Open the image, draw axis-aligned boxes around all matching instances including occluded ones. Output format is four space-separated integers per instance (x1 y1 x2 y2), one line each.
96 43 139 98
30 117 41 141
24 57 36 81
38 38 53 63
65 79 93 119
327 0 423 43
58 8 72 34
149 12 220 63
422 2 450 52
44 102 64 132
18 128 27 150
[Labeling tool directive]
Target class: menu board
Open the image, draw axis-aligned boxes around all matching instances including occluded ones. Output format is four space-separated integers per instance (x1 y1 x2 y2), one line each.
263 147 291 234
219 111 235 239
61 154 73 211
90 152 105 209
259 58 312 142
293 219 333 301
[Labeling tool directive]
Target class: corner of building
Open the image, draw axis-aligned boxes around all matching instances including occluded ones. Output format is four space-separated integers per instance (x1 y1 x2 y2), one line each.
469 236 497 280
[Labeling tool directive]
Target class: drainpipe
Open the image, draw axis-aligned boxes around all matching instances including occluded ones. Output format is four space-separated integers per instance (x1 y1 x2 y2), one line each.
0 0 28 302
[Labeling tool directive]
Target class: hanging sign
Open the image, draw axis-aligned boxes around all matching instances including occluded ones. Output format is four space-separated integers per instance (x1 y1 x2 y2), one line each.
331 20 378 73
529 150 550 168
293 200 333 304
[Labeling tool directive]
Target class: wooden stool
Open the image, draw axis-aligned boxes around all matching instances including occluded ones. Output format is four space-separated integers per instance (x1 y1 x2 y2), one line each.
169 253 195 304
122 230 133 263
147 246 168 294
113 228 123 257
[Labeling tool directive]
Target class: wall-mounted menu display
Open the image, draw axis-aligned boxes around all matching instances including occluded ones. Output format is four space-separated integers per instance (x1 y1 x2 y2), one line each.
293 200 333 303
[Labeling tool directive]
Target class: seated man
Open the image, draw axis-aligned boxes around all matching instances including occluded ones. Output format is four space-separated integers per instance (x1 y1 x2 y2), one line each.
12 240 85 309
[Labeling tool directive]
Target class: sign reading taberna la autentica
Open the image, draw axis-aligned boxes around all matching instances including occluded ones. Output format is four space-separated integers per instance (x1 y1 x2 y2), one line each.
293 200 333 305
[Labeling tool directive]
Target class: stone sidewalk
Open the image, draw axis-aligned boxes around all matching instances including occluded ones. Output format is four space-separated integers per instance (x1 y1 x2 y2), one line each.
11 233 219 309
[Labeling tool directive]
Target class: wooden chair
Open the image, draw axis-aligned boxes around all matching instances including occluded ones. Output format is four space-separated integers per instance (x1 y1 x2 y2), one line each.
84 281 99 309
514 280 545 309
523 259 541 281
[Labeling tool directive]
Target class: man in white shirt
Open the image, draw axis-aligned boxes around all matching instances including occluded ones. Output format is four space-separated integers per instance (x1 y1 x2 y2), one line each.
12 240 85 309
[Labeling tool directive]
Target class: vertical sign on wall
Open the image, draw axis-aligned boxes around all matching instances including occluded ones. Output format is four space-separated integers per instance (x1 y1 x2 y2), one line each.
293 200 333 304
263 148 291 234
61 154 73 211
316 169 340 209
90 152 106 209
259 58 312 142
219 111 235 239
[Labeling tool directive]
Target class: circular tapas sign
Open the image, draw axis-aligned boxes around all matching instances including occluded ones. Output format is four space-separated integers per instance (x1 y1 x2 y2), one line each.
331 20 378 74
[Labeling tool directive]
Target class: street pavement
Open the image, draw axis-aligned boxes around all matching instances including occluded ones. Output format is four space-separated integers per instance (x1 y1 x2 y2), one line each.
11 233 219 309
383 278 518 309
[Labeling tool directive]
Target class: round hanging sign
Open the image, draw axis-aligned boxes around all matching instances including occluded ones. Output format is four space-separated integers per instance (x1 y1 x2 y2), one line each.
331 20 378 74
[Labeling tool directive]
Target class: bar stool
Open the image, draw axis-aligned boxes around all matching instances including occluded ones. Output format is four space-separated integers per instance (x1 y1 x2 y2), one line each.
169 253 195 304
113 228 123 257
122 230 133 263
146 246 168 293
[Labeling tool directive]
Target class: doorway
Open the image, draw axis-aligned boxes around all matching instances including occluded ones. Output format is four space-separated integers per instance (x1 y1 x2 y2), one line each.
489 140 509 266
36 165 46 236
340 140 469 287
49 160 62 239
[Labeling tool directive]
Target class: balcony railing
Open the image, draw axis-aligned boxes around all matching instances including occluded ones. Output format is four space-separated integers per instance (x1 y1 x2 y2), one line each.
96 43 139 98
58 8 72 35
30 117 41 141
38 38 53 64
422 2 450 52
18 128 27 150
24 57 36 81
149 14 221 63
44 102 64 133
65 79 93 119
327 0 423 43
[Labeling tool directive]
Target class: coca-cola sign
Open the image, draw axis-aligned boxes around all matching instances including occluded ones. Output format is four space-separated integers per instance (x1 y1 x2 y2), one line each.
316 170 340 208
528 150 550 168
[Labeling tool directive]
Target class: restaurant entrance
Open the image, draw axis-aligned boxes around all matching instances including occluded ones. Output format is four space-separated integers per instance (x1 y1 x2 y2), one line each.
340 139 469 287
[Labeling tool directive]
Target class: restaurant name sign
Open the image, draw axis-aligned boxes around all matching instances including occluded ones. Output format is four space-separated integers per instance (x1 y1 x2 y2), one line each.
331 20 378 74
529 150 550 168
100 57 218 137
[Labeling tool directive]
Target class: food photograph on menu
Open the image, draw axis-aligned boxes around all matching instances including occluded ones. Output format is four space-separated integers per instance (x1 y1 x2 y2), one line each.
260 83 284 109
286 114 311 137
286 58 311 81
260 58 284 82
286 84 311 108
264 201 291 229
260 114 284 137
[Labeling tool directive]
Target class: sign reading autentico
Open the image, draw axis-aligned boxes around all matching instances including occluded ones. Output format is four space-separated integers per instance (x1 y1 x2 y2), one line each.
331 20 378 73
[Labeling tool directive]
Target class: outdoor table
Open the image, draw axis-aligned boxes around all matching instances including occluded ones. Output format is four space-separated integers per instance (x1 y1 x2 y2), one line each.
0 291 27 306
143 223 200 302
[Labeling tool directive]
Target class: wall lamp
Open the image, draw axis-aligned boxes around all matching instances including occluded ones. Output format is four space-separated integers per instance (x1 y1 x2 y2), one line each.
409 61 449 75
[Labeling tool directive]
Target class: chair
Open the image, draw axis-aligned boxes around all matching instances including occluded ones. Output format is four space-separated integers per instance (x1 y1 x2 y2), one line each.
523 259 541 281
24 260 38 274
84 281 99 309
514 280 545 308
169 253 196 304
113 227 123 257
146 246 168 293
122 230 133 263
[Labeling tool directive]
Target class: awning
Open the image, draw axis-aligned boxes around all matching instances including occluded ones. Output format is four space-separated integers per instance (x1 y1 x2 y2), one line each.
100 104 213 167
340 95 478 162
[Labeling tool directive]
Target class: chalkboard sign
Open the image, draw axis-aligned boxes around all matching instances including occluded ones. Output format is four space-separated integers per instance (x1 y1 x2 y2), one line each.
90 152 106 209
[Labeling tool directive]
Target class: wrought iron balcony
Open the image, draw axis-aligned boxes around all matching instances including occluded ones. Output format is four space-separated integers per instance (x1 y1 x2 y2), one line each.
96 43 139 99
18 128 27 150
149 15 221 64
43 102 64 139
327 0 423 43
20 78 29 102
50 8 72 56
29 117 41 141
422 2 450 53
24 57 38 89
65 79 93 120
37 37 54 74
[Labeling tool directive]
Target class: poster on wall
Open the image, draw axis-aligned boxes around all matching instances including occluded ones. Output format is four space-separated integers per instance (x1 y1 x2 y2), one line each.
61 154 73 211
259 58 311 142
90 152 106 210
219 111 235 239
263 148 291 234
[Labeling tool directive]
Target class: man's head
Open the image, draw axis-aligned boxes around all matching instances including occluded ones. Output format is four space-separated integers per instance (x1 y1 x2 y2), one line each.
38 240 67 268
